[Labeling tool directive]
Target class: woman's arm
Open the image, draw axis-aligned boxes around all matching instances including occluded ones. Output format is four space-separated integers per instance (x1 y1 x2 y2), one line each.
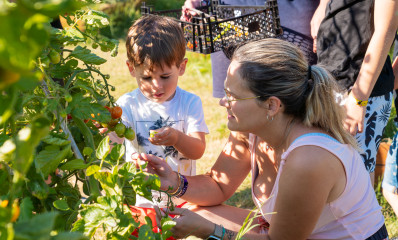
142 131 252 206
310 0 330 53
345 0 398 134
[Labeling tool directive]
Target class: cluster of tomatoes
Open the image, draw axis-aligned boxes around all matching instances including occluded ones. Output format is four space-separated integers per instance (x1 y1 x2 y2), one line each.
39 48 61 68
104 106 135 141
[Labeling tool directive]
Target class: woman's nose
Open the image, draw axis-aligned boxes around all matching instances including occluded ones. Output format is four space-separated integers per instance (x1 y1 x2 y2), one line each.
219 96 229 108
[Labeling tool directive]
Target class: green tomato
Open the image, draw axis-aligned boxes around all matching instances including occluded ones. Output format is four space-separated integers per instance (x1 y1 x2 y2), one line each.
40 56 51 68
92 43 99 49
114 123 126 137
124 127 135 141
65 94 72 102
48 49 61 64
60 111 67 118
43 98 48 106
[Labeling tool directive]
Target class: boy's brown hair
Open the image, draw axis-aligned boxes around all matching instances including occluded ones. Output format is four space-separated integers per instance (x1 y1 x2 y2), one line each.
126 15 186 69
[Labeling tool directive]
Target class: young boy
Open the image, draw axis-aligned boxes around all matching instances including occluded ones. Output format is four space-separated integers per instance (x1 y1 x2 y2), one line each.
116 15 208 208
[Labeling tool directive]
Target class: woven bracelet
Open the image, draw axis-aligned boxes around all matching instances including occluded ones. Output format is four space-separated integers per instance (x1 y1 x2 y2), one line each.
175 174 188 198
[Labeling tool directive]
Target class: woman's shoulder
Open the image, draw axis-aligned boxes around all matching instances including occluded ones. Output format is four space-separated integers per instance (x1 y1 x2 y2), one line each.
283 132 347 168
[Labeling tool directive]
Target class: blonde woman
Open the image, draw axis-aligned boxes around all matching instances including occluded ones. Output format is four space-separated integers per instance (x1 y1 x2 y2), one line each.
138 39 387 240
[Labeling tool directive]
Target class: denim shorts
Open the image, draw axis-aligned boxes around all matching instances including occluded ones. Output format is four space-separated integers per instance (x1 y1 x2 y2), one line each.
382 131 398 194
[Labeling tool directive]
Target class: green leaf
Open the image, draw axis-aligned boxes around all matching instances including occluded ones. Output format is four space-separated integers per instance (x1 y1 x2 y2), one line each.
65 211 79 232
83 11 110 28
27 179 50 200
96 195 118 210
64 28 85 41
41 134 70 146
34 143 71 177
14 116 51 175
132 172 161 201
18 0 83 18
110 144 125 163
0 222 14 240
86 165 100 176
66 92 111 123
71 218 85 232
53 199 70 211
0 9 50 71
94 171 120 196
96 136 110 160
50 231 87 240
80 206 114 237
0 164 11 195
60 159 88 171
161 218 176 231
73 79 105 102
18 197 34 222
0 86 17 125
118 162 136 181
70 46 106 65
0 134 10 147
83 147 93 157
137 224 156 240
122 185 136 206
14 212 58 239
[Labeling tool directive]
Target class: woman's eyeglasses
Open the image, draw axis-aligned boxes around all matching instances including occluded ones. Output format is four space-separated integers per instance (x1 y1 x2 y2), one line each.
223 89 265 107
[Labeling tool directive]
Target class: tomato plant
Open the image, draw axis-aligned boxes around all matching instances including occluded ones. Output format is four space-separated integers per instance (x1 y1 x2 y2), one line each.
0 1 172 239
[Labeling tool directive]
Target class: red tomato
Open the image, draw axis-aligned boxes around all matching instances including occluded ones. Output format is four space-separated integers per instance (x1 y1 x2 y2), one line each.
110 106 122 119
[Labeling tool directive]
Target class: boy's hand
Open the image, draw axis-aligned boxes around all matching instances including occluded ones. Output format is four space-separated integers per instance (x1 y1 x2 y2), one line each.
149 127 179 146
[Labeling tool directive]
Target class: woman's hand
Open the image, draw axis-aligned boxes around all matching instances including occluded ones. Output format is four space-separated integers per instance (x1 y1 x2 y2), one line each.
155 206 214 239
343 94 366 135
139 153 178 191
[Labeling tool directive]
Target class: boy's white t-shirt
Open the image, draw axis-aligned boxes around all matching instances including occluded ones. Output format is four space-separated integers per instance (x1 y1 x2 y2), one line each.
116 86 209 207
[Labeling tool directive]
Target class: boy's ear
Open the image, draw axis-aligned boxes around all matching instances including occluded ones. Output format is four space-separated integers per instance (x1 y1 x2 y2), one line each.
178 58 188 76
126 60 136 77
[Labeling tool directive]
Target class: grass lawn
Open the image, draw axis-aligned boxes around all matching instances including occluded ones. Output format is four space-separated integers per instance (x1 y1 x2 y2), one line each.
95 40 398 238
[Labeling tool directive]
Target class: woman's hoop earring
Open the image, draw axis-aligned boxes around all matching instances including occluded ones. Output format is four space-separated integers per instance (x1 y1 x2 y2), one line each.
266 115 274 122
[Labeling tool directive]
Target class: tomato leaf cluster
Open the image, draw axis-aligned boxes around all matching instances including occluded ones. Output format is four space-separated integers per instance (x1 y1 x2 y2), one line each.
0 0 170 239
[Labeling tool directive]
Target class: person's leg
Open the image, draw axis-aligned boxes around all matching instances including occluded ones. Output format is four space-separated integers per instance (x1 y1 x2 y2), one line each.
382 132 398 217
356 92 393 186
210 51 230 98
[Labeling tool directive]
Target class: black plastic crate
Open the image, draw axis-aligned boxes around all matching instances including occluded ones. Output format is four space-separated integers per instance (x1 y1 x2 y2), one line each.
141 1 282 54
279 26 317 65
